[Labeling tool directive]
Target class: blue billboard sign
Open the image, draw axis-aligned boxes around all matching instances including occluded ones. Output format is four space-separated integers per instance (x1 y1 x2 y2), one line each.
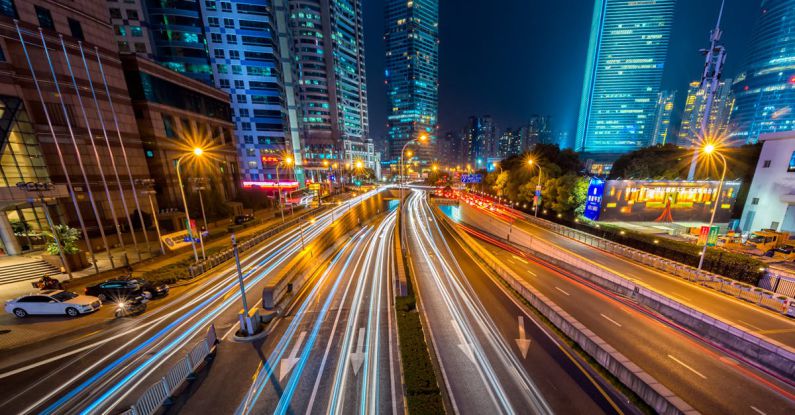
461 174 482 184
583 178 605 221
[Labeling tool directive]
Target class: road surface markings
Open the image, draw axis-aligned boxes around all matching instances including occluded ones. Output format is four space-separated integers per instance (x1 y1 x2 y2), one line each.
736 319 762 331
350 327 366 376
512 255 528 264
279 331 306 381
750 406 767 415
451 319 475 364
600 314 622 327
756 327 795 335
554 286 570 296
515 316 532 358
507 259 516 265
667 292 692 302
667 354 707 379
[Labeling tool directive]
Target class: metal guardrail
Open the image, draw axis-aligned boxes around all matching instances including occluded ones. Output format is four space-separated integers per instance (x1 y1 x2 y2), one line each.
188 207 324 278
120 325 217 415
520 214 795 316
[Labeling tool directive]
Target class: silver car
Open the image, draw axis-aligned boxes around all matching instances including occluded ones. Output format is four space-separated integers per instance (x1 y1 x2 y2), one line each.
4 290 102 318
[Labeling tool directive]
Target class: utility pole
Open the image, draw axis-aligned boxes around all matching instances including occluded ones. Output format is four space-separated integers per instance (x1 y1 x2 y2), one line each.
687 0 727 180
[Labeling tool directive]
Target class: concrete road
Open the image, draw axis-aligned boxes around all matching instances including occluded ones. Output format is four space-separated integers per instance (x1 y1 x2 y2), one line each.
404 190 629 415
455 219 795 414
0 189 384 415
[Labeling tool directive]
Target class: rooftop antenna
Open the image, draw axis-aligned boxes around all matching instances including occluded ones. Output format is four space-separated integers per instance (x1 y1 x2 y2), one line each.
687 0 727 180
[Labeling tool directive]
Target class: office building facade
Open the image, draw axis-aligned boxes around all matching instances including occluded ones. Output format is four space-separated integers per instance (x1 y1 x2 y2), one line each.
1 0 153 258
730 0 795 144
576 0 676 156
679 80 734 147
651 90 675 145
384 0 438 165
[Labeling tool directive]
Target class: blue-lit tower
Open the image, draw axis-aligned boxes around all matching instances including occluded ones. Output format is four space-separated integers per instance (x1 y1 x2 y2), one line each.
576 0 676 158
384 0 439 165
730 0 795 143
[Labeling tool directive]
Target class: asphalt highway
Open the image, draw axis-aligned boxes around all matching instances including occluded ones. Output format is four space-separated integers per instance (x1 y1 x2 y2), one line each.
454 218 795 414
404 190 630 415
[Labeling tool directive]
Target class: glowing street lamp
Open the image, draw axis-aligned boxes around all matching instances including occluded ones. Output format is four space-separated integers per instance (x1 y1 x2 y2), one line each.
697 143 727 270
176 147 204 263
527 158 543 217
275 155 294 223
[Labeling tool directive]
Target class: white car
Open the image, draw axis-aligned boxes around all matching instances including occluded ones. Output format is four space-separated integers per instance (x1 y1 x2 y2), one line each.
5 290 101 318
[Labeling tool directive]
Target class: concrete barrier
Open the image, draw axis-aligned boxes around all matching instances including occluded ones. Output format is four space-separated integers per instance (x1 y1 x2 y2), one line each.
437 209 696 415
455 203 795 380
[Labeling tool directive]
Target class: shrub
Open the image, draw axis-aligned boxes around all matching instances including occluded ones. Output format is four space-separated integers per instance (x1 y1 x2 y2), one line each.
42 224 81 255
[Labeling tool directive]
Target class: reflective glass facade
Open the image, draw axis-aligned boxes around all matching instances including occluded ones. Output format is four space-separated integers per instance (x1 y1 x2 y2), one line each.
385 0 438 163
730 0 795 143
143 0 212 84
576 0 676 155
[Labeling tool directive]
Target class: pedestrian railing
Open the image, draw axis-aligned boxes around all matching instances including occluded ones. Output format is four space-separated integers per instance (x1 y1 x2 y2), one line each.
119 325 217 415
518 213 795 317
188 207 324 278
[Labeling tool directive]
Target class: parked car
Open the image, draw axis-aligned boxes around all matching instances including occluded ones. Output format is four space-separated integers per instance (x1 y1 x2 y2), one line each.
233 214 254 225
125 278 169 298
85 279 144 302
5 290 101 318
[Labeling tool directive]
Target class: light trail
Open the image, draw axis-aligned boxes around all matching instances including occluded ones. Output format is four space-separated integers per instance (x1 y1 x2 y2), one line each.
24 188 385 415
406 190 553 415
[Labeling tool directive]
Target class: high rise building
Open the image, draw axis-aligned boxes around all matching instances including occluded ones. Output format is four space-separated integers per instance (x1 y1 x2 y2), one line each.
464 116 495 167
651 91 676 145
384 0 439 165
679 80 734 146
287 0 376 178
730 0 795 143
576 0 676 157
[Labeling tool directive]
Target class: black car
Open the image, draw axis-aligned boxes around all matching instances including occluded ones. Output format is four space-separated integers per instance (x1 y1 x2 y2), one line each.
85 279 144 302
233 214 254 225
128 278 169 298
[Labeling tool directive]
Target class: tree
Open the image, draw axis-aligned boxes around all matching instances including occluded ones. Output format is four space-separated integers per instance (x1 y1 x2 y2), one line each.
42 224 81 255
492 171 509 196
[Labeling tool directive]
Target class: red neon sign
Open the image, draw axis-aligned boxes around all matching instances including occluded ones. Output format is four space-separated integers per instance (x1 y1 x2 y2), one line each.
242 181 299 190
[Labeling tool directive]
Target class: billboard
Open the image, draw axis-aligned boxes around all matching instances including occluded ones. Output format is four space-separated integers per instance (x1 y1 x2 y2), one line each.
461 174 482 184
587 179 741 223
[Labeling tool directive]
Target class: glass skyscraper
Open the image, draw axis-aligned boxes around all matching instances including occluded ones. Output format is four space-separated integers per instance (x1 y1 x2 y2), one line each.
384 0 438 164
730 0 795 143
576 0 676 156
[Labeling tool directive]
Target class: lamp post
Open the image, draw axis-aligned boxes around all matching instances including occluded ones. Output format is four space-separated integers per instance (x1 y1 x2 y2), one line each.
527 159 543 217
176 147 204 263
697 144 727 271
136 179 165 255
190 177 209 260
399 134 428 202
275 156 294 223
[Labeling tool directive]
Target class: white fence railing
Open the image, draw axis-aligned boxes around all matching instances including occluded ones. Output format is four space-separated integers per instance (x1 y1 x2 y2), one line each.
120 325 217 415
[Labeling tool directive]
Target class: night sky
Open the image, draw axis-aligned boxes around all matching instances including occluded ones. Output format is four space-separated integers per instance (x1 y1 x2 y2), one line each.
363 0 761 144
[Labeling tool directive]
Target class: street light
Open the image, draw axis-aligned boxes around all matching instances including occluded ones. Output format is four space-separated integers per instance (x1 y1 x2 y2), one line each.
399 134 428 249
176 147 204 263
275 156 292 223
135 178 165 255
527 158 543 217
697 143 727 271
190 177 210 260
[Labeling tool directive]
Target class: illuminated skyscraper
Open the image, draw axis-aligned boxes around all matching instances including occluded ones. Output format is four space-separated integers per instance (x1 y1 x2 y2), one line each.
678 80 734 146
576 0 676 156
730 0 795 143
385 0 438 164
288 0 376 176
651 91 675 145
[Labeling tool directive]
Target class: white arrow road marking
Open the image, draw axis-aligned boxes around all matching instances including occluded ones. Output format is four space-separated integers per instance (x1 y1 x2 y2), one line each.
350 327 366 376
279 331 306 382
451 319 475 364
515 315 532 359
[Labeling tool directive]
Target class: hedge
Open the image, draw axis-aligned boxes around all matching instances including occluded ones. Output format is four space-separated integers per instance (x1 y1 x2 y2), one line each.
554 218 765 285
395 295 445 414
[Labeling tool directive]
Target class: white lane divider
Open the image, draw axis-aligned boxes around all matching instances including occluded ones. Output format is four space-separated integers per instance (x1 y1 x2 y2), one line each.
667 354 707 379
554 286 570 296
600 313 622 328
511 255 528 264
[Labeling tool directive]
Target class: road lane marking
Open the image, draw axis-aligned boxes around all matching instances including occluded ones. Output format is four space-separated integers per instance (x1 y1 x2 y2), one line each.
526 270 537 277
507 259 516 265
750 406 767 415
667 354 707 379
600 314 622 327
279 331 306 381
515 316 532 358
511 255 528 264
756 327 795 335
451 319 475 364
554 286 570 296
